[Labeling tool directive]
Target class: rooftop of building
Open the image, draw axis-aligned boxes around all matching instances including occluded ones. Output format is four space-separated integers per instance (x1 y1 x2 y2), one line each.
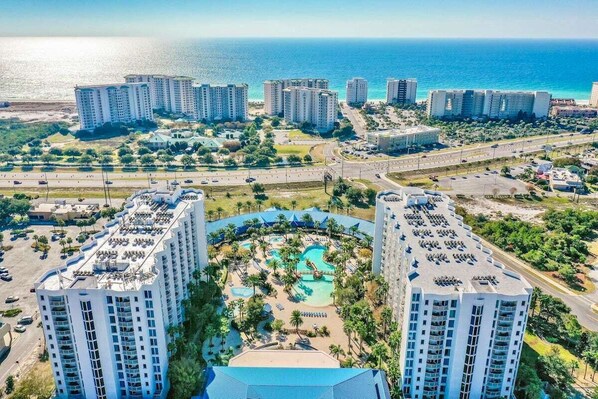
197 366 390 399
549 168 583 182
36 188 203 292
368 125 440 137
264 78 329 83
429 88 550 95
229 350 339 368
30 201 99 214
194 83 248 88
377 188 531 296
75 82 150 90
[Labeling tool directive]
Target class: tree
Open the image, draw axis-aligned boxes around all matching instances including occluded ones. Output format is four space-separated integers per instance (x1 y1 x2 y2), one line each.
290 310 303 336
272 319 285 336
329 344 345 359
5 375 15 394
140 154 155 165
168 357 202 399
515 363 543 399
119 153 135 166
371 342 388 369
181 154 195 169
500 165 511 177
246 274 262 296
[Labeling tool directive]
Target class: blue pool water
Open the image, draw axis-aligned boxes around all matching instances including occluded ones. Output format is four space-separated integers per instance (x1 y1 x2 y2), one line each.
266 244 335 307
231 287 254 298
269 235 284 244
241 242 252 250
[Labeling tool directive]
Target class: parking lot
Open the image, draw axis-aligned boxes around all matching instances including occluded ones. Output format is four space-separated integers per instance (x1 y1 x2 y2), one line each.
438 165 532 196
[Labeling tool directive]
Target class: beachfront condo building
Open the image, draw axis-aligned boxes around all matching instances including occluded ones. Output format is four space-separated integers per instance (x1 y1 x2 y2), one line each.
346 77 368 105
367 126 440 153
427 89 551 119
193 83 248 122
590 82 598 107
264 78 329 115
124 74 195 115
373 188 532 399
386 78 418 105
74 83 154 131
35 188 208 399
283 86 338 132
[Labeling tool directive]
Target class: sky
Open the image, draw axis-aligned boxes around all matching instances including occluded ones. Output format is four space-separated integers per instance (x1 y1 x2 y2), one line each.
0 0 597 38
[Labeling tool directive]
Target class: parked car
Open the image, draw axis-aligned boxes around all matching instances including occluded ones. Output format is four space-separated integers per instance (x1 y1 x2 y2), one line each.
200 180 208 185
5 295 19 303
184 179 193 184
0 267 8 274
0 274 13 281
150 180 158 184
13 325 26 333
375 174 381 178
38 180 48 185
18 316 33 325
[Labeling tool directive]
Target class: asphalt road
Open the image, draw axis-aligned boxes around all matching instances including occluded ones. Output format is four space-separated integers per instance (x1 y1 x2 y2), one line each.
0 133 594 192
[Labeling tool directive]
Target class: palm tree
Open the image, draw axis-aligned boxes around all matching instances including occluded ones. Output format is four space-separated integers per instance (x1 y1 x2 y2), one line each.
290 200 297 210
342 356 357 368
300 213 313 231
207 209 215 221
290 310 303 337
244 200 253 213
329 344 345 359
236 202 243 215
216 207 224 220
269 259 281 276
246 274 262 296
32 234 39 249
255 199 264 212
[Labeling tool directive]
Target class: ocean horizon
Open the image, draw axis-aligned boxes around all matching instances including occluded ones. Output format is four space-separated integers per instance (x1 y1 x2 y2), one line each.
1 37 597 102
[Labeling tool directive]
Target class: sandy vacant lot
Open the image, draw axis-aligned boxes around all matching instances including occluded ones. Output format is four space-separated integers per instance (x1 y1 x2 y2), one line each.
0 101 77 124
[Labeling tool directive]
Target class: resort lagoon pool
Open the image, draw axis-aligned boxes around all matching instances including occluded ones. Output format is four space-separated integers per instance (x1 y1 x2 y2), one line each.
241 242 252 250
266 244 335 307
231 287 254 298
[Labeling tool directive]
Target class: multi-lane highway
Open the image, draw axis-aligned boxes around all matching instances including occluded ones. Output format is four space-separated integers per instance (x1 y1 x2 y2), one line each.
0 132 595 191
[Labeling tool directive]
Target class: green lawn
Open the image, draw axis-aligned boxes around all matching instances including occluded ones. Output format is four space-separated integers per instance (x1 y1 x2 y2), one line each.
288 129 318 141
274 144 312 158
524 332 579 364
47 132 76 144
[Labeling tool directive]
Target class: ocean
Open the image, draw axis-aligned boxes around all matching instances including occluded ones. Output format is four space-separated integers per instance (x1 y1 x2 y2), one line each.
0 37 597 102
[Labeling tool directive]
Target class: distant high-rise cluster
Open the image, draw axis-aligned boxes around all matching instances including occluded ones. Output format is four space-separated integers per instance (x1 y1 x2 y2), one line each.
193 83 248 122
74 83 154 131
263 78 329 116
283 86 338 132
427 89 551 119
590 82 598 107
386 78 418 105
373 188 532 399
75 74 248 130
346 77 368 105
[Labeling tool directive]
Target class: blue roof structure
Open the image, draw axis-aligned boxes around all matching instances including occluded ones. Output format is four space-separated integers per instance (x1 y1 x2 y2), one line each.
206 209 375 242
197 367 391 399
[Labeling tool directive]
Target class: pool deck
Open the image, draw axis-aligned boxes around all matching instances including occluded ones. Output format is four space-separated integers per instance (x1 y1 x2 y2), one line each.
221 234 356 358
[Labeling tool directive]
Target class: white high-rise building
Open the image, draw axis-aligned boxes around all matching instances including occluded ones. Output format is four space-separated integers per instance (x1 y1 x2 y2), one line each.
35 189 208 399
346 78 368 105
386 78 418 105
283 87 338 132
193 84 248 122
427 89 551 119
263 78 329 116
373 188 532 399
124 75 195 115
590 82 598 107
75 83 154 131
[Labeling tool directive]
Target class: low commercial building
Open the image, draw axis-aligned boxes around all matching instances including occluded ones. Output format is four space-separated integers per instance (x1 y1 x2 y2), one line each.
28 201 100 223
197 350 390 399
367 126 440 152
373 189 532 398
548 168 584 191
550 106 598 118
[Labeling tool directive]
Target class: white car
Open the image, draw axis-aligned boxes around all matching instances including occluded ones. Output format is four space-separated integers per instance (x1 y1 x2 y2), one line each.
5 295 19 303
13 324 26 333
